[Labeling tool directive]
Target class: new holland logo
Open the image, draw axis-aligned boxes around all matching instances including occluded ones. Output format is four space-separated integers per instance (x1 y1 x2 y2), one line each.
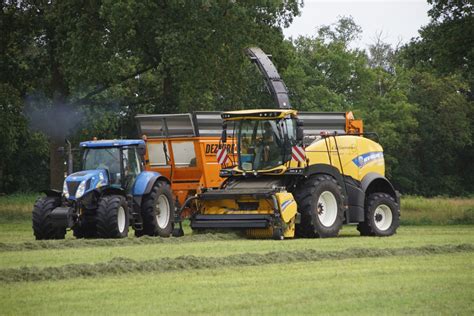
352 152 384 168
281 199 295 212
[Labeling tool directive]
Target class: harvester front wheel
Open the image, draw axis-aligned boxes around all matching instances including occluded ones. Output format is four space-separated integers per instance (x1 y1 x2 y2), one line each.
357 193 399 236
139 181 174 237
295 175 344 238
96 195 129 238
32 196 66 240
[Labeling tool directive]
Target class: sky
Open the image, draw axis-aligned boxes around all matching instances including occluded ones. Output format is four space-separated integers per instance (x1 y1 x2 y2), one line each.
283 0 431 49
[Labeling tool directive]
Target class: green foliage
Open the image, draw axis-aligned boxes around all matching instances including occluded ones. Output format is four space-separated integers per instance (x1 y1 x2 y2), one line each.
284 18 370 111
0 84 24 175
283 12 472 196
397 0 474 195
0 0 301 192
401 0 474 91
408 72 473 195
0 84 49 192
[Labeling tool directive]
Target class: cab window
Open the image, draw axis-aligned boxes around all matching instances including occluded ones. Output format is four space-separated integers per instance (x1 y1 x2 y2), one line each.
171 141 197 167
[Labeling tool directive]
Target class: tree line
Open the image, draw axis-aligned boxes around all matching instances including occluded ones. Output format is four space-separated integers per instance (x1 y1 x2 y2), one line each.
1 0 472 196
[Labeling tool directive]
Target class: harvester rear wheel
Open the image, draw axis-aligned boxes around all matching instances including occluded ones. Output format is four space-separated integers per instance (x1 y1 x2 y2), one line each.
32 196 66 240
96 195 129 238
357 193 399 236
139 181 174 237
294 175 344 238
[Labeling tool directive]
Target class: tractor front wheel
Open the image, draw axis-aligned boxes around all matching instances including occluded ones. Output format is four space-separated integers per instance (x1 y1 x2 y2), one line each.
32 196 66 240
357 193 399 236
138 181 174 237
96 195 129 238
294 174 345 238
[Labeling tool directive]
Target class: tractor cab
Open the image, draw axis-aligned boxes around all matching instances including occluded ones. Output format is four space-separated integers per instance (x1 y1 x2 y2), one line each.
81 140 145 190
63 140 146 200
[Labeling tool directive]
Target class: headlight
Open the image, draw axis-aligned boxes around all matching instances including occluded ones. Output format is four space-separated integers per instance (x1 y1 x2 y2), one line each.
63 180 69 198
75 180 87 198
96 172 105 188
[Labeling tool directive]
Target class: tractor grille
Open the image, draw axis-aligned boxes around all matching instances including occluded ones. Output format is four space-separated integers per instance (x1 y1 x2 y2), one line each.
67 181 81 196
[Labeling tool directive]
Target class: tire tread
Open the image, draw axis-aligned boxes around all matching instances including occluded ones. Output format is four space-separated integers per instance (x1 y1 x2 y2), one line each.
357 192 399 236
96 195 128 238
139 181 174 237
294 174 344 238
32 196 66 240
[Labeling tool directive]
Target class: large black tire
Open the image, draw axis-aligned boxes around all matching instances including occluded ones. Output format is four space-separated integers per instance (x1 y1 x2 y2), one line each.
73 210 97 239
357 193 399 237
96 195 129 238
138 181 174 237
294 174 345 238
32 196 66 240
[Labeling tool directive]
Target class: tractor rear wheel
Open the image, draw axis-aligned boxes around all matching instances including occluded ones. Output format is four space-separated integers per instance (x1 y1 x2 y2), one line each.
138 181 174 237
294 174 344 238
32 196 66 240
357 193 399 236
96 195 129 238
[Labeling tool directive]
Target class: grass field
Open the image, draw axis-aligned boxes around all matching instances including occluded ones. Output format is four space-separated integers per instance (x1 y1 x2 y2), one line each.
0 194 473 315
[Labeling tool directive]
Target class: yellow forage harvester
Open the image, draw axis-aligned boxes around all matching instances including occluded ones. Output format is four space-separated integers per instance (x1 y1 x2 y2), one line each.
188 47 400 239
191 108 399 239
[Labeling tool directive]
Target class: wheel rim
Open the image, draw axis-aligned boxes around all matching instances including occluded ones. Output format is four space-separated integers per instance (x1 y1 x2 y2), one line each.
317 191 338 227
156 195 170 229
117 206 126 233
374 204 393 231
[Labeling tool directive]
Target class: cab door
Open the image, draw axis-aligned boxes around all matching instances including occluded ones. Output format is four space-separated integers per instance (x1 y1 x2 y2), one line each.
145 140 172 179
122 147 141 192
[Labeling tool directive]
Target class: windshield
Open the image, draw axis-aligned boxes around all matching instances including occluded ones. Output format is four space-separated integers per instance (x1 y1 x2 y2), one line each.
83 148 121 185
238 118 297 171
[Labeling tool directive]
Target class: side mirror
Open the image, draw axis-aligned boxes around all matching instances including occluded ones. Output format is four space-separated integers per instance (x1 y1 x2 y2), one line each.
296 119 304 142
221 122 227 143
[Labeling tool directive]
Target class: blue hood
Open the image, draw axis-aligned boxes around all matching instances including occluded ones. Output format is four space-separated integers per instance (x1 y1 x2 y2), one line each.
64 169 108 200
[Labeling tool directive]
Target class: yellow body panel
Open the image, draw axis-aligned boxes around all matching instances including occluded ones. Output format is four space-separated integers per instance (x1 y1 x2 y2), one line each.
275 192 297 223
290 135 385 181
275 192 297 238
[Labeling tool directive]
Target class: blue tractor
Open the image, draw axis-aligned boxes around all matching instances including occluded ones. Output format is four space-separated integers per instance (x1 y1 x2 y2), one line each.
32 139 176 239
